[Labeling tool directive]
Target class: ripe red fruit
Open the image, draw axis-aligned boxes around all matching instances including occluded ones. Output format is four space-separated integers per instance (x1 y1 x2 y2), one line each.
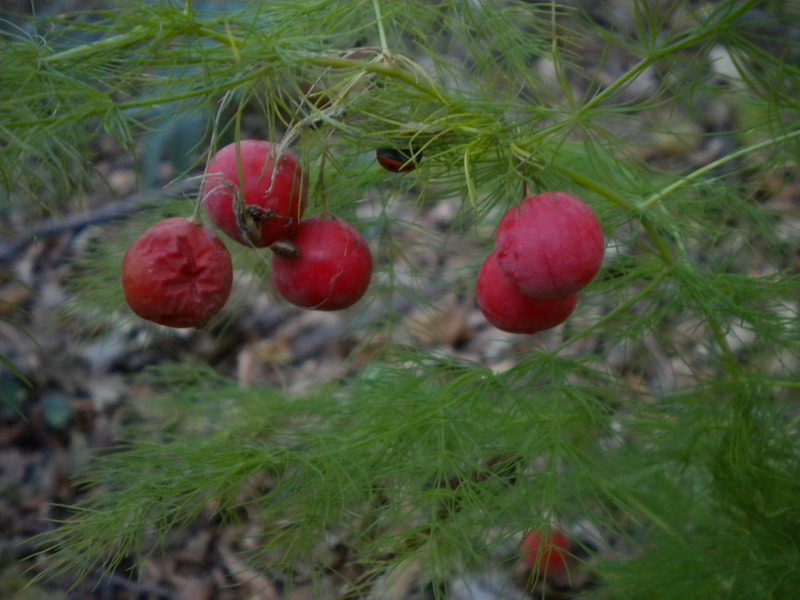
522 530 572 577
496 192 604 299
122 218 233 328
202 140 307 247
376 147 419 172
477 252 577 334
272 217 372 311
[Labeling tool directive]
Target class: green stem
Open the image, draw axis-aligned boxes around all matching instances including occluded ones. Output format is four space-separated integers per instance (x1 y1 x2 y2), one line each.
641 219 680 269
37 10 449 106
550 163 679 269
578 2 753 114
5 70 264 130
195 24 241 52
372 0 389 52
38 18 233 66
639 128 800 210
549 163 639 214
38 25 157 64
705 310 741 377
300 53 449 104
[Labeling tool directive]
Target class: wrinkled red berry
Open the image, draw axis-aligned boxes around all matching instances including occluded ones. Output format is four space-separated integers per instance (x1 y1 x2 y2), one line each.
272 217 372 311
477 252 577 334
522 530 572 577
122 218 233 328
202 140 307 247
496 192 604 299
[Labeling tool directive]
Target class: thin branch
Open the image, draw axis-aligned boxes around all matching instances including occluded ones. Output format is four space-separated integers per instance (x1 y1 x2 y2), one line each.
0 181 198 264
638 128 800 210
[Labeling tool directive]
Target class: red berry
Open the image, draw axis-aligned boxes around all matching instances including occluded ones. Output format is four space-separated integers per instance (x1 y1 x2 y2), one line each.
496 192 604 299
122 218 233 328
477 252 577 334
522 530 572 577
272 217 372 311
202 140 307 247
376 147 419 172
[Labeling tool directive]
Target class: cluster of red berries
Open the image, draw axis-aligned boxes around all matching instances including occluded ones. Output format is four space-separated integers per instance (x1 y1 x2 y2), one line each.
122 140 373 328
477 192 604 334
122 139 603 333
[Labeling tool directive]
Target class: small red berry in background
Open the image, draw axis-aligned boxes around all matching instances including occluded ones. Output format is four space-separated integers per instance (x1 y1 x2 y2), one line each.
122 217 233 328
272 217 373 311
477 252 578 334
376 147 419 173
202 140 308 247
496 192 604 299
522 529 573 579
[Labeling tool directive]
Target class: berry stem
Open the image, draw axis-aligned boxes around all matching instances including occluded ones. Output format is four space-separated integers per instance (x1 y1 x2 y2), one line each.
278 59 376 152
193 92 234 224
318 152 331 218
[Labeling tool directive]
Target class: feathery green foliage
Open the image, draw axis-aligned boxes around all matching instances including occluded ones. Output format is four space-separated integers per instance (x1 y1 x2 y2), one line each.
2 0 799 598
